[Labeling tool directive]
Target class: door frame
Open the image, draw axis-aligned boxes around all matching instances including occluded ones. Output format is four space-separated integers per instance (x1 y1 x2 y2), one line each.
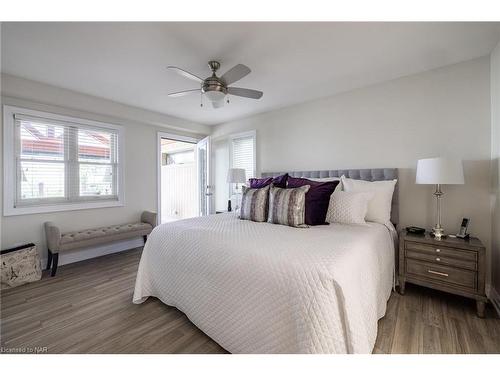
157 131 201 225
196 136 214 216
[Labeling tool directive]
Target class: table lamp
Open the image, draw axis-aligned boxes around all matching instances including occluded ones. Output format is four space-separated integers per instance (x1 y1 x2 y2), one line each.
416 157 464 239
227 168 246 211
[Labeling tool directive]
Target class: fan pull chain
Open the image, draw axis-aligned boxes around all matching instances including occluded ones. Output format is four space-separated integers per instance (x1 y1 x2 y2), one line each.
200 90 203 107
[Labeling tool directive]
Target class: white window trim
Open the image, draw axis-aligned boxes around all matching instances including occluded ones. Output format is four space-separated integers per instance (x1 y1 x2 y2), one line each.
3 105 125 216
228 130 257 196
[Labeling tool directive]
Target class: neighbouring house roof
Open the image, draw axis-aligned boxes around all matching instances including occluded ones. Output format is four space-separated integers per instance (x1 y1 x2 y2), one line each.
21 122 111 159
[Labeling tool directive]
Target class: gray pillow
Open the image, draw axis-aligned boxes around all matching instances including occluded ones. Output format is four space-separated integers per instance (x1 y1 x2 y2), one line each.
239 185 270 222
268 184 310 228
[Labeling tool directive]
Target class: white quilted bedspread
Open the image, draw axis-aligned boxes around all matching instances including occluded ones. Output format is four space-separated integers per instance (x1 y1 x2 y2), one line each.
133 213 395 354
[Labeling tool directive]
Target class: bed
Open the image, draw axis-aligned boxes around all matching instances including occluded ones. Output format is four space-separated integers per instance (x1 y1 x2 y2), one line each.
133 168 398 354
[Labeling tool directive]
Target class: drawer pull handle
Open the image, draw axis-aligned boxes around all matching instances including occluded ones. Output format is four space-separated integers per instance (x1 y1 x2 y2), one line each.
436 257 441 262
435 249 441 253
428 269 448 277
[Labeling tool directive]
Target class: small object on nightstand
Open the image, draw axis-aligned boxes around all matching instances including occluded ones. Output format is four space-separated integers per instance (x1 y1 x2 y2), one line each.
406 226 425 235
456 217 470 239
227 199 232 212
398 230 487 318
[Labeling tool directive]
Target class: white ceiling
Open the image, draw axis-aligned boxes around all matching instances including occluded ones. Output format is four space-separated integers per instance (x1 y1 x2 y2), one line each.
2 22 500 126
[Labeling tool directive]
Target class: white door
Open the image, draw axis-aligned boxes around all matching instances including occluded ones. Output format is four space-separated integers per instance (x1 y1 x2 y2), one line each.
197 136 213 215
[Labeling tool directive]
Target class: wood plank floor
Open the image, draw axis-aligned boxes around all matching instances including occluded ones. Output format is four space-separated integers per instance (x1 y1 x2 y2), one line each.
1 247 499 354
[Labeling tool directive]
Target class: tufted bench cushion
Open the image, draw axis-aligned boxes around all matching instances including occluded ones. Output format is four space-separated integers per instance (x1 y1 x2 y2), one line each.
59 222 153 251
44 211 156 276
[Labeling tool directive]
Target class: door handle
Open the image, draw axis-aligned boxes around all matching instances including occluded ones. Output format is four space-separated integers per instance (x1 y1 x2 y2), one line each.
205 185 213 196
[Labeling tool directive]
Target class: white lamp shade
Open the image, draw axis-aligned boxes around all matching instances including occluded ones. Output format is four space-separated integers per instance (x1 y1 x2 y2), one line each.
227 168 246 183
416 157 464 185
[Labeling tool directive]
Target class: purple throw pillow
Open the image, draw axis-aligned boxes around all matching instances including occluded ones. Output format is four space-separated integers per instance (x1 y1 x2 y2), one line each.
249 173 288 189
287 176 340 225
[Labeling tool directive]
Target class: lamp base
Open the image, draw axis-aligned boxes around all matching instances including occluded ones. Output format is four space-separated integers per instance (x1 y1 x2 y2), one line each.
432 184 445 240
431 226 445 240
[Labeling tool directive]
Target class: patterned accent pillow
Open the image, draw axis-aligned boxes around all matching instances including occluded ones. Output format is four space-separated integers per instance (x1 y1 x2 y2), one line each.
326 191 374 225
239 185 270 222
268 184 310 228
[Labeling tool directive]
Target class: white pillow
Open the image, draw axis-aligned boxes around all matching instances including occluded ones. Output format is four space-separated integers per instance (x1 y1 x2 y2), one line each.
340 175 397 224
326 191 374 224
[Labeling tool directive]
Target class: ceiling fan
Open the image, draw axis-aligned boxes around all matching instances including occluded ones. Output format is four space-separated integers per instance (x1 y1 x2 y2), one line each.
167 61 263 109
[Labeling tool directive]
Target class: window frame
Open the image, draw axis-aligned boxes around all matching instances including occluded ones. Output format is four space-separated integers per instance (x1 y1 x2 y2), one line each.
228 130 257 195
3 105 125 216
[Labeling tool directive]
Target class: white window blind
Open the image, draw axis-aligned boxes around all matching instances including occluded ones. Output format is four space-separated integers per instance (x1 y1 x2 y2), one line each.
230 132 256 195
13 113 119 208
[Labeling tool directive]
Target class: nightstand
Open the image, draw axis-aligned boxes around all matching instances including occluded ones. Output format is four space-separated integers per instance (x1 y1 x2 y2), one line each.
399 231 487 317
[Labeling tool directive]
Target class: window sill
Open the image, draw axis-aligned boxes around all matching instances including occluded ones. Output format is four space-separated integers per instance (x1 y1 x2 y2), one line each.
3 199 124 216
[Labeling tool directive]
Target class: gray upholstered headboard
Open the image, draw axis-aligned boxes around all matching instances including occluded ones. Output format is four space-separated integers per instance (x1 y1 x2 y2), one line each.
261 168 399 225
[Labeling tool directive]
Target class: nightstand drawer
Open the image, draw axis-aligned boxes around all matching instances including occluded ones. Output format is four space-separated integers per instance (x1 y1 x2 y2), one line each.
406 259 476 289
406 249 477 270
405 241 477 262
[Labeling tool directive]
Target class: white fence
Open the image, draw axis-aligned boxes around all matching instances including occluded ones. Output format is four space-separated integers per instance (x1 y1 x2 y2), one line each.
161 163 198 223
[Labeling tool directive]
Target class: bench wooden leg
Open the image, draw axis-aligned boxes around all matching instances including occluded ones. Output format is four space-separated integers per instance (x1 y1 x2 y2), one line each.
46 249 53 271
51 253 59 277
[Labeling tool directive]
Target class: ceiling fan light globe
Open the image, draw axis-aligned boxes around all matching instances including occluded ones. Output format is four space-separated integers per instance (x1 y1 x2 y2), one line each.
205 90 226 102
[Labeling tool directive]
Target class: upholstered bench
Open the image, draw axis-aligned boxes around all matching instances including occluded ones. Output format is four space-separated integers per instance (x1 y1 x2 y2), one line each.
44 211 157 277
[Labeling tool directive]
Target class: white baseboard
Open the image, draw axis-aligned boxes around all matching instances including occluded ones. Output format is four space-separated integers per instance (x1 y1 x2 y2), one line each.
491 288 500 318
41 237 144 268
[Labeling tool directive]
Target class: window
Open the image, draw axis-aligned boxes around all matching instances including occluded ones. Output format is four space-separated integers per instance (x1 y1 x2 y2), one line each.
3 106 124 215
229 131 256 194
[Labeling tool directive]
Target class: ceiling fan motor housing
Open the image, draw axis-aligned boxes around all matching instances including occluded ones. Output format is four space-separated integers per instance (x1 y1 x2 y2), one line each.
203 61 227 101
202 76 227 94
202 76 227 102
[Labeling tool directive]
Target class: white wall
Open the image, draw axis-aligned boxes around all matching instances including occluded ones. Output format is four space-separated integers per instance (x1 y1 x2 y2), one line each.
491 43 500 304
0 74 208 265
213 57 493 290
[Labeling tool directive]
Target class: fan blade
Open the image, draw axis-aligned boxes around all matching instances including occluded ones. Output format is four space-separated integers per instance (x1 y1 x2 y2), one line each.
167 66 203 83
168 89 201 98
221 64 251 85
212 100 225 109
227 87 263 99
